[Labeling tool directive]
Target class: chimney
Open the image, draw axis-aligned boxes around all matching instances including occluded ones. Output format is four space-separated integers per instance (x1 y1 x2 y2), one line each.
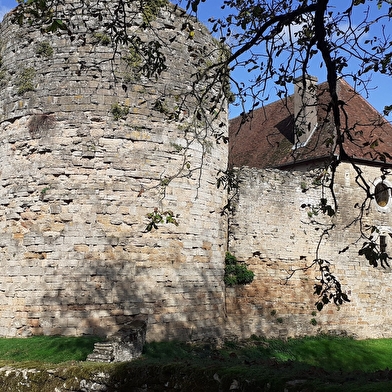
293 75 318 148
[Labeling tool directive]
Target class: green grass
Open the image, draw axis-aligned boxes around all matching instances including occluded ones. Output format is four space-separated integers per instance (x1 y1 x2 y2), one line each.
266 335 392 372
139 336 392 391
1 334 392 371
143 335 392 373
0 335 102 364
2 335 392 391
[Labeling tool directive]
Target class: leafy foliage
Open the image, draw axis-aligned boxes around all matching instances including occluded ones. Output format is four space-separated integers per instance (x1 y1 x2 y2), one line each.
217 169 239 214
145 208 179 232
35 41 53 58
224 252 254 286
110 102 129 120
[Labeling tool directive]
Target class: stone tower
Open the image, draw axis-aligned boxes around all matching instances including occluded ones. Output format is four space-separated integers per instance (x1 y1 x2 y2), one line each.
0 1 228 340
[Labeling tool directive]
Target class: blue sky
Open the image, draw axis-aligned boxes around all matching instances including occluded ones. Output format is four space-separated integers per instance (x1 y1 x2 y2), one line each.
0 0 13 20
188 0 392 119
1 0 392 119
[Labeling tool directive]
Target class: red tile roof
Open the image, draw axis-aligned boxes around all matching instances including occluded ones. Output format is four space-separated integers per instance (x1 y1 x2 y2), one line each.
229 79 392 169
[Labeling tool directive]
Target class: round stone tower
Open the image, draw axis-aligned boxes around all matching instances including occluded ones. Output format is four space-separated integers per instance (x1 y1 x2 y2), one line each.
0 1 228 340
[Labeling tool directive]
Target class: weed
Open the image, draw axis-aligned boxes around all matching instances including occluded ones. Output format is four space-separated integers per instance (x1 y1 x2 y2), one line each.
170 142 184 152
36 41 53 58
16 67 35 95
92 32 111 45
142 0 167 24
39 186 51 201
111 102 129 120
123 46 143 82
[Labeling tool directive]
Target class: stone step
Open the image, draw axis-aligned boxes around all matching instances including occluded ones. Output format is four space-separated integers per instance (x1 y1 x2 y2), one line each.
87 320 147 363
86 342 114 362
93 343 114 351
86 354 113 363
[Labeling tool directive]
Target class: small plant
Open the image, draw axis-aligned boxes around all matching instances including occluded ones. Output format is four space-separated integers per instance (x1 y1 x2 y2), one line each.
39 186 51 201
276 317 284 324
123 45 143 82
224 252 254 286
170 142 184 152
144 208 179 232
142 0 167 24
153 98 170 115
16 67 35 95
92 32 111 46
310 318 318 326
36 41 53 58
111 102 129 120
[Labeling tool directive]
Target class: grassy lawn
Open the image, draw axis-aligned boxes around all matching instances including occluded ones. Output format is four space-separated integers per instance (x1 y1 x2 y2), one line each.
0 335 101 363
1 335 392 391
140 336 392 391
143 334 392 372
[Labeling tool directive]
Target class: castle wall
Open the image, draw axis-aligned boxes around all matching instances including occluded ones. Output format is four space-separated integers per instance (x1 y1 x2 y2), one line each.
228 163 392 339
1 1 391 343
0 2 228 340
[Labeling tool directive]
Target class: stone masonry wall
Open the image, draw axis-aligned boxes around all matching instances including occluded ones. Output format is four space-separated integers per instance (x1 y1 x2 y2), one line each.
228 163 392 339
0 2 228 340
2 0 391 344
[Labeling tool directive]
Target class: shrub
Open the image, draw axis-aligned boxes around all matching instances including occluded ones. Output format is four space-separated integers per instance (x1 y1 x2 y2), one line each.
111 102 129 120
36 41 54 58
224 252 254 286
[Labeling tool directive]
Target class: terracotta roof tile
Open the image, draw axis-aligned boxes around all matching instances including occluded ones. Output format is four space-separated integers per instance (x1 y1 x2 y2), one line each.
229 79 392 168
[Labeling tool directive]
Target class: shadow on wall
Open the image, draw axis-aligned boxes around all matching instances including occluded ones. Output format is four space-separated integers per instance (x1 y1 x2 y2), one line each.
23 242 227 342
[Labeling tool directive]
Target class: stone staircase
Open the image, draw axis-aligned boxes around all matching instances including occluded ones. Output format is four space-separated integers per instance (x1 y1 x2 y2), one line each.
87 319 147 363
86 342 115 363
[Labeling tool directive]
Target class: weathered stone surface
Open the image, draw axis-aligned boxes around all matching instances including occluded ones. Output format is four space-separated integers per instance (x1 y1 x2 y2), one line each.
0 1 228 341
0 0 391 344
228 164 392 339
